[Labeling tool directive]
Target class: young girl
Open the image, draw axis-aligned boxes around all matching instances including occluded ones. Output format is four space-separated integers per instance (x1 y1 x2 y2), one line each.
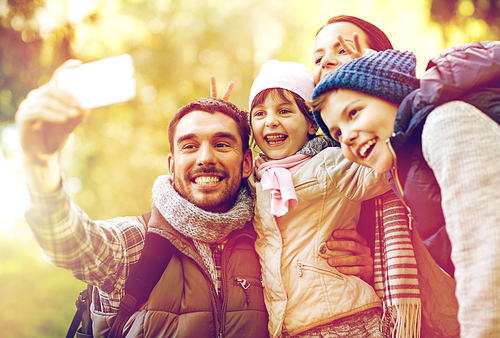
248 59 390 338
209 16 395 281
211 16 426 336
310 44 500 337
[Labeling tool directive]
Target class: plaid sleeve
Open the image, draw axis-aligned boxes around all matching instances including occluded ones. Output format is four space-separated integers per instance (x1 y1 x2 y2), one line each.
25 181 147 299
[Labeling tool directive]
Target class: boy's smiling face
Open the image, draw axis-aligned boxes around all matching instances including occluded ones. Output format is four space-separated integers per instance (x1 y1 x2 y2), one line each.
320 89 399 173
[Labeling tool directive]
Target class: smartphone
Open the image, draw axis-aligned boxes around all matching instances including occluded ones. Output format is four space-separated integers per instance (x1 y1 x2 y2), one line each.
57 54 136 109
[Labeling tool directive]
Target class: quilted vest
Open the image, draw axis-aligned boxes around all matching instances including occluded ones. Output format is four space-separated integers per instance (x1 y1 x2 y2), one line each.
91 218 269 338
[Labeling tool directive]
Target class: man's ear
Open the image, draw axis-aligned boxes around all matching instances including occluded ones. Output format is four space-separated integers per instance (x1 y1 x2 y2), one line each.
167 153 174 176
242 149 253 179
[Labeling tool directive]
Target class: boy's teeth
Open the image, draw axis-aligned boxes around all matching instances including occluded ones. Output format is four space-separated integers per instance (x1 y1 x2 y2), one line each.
360 139 376 158
195 176 220 184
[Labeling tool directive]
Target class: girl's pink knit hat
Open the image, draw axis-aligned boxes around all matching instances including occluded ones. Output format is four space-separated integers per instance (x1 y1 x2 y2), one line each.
249 60 315 111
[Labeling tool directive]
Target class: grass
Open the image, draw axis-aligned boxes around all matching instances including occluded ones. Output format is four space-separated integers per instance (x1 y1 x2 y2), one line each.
0 217 86 338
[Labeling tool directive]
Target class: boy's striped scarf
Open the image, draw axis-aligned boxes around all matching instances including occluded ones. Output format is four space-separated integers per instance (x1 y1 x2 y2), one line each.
374 191 422 338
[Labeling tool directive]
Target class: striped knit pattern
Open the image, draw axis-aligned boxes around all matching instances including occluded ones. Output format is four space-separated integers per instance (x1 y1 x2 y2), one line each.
374 191 421 338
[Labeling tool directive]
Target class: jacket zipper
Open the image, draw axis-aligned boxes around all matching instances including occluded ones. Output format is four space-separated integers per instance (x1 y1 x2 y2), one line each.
235 277 263 305
235 277 251 289
297 261 343 280
178 237 221 337
219 231 255 338
206 258 222 338
386 137 414 230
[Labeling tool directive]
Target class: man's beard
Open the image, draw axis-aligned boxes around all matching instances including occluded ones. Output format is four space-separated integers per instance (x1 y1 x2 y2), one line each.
173 166 242 213
186 188 238 213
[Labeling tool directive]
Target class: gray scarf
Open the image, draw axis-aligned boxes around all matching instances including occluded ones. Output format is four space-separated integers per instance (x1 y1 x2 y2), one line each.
297 135 336 156
257 135 335 162
152 175 253 288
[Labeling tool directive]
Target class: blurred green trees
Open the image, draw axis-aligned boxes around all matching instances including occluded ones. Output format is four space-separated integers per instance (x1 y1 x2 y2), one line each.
0 0 324 220
0 0 496 336
0 219 85 338
430 0 500 42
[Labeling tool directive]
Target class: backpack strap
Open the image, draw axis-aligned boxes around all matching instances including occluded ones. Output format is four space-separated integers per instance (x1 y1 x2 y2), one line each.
108 212 177 338
66 284 93 338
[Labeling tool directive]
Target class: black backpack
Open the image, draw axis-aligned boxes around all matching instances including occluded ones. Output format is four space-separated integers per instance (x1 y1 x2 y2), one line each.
66 212 177 338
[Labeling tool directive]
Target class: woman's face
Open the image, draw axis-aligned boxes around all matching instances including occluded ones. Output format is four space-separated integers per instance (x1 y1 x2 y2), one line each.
319 89 398 174
313 22 370 85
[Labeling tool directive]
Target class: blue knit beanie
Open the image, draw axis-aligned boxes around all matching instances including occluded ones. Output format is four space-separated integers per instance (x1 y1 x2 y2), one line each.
312 50 420 141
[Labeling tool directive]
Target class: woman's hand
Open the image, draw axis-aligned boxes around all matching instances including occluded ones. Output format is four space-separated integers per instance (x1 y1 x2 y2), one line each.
209 75 234 101
337 33 377 61
325 229 374 284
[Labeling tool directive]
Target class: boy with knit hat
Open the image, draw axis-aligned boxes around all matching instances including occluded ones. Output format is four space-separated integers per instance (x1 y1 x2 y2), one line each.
310 43 500 337
248 60 390 338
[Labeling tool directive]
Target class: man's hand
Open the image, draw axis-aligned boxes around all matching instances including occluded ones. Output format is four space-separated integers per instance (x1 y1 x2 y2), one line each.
16 59 88 192
209 75 233 101
325 229 374 284
337 33 377 61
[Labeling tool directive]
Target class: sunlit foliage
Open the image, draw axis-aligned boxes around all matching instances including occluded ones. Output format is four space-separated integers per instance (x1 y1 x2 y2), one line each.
430 0 500 44
0 219 85 338
0 0 496 336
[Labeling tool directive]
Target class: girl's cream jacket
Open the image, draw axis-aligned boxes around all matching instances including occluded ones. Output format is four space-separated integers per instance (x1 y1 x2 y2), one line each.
249 147 390 337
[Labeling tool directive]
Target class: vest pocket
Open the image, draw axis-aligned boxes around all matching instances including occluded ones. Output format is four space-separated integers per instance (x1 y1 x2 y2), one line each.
296 261 344 280
235 276 264 288
234 276 264 305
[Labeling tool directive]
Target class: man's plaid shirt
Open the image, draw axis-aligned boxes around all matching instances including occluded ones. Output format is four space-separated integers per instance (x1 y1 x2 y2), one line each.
26 185 148 312
25 183 227 313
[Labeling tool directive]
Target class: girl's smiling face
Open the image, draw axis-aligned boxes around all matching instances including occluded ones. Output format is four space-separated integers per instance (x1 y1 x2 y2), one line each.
313 22 370 85
320 89 399 173
251 90 316 160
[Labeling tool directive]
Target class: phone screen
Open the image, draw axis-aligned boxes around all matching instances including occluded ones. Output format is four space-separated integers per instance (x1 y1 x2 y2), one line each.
57 54 136 109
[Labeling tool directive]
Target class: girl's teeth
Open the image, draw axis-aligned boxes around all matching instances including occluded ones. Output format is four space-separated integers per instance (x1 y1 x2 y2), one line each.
265 135 286 144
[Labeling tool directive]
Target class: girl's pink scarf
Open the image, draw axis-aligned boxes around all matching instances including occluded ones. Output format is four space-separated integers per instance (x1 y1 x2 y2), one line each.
255 154 312 217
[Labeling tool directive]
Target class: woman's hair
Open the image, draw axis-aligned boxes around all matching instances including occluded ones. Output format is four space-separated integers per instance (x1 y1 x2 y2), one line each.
316 15 393 51
250 88 317 148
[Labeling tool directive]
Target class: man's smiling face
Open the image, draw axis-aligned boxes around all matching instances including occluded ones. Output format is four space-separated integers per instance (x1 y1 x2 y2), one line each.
167 110 252 213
